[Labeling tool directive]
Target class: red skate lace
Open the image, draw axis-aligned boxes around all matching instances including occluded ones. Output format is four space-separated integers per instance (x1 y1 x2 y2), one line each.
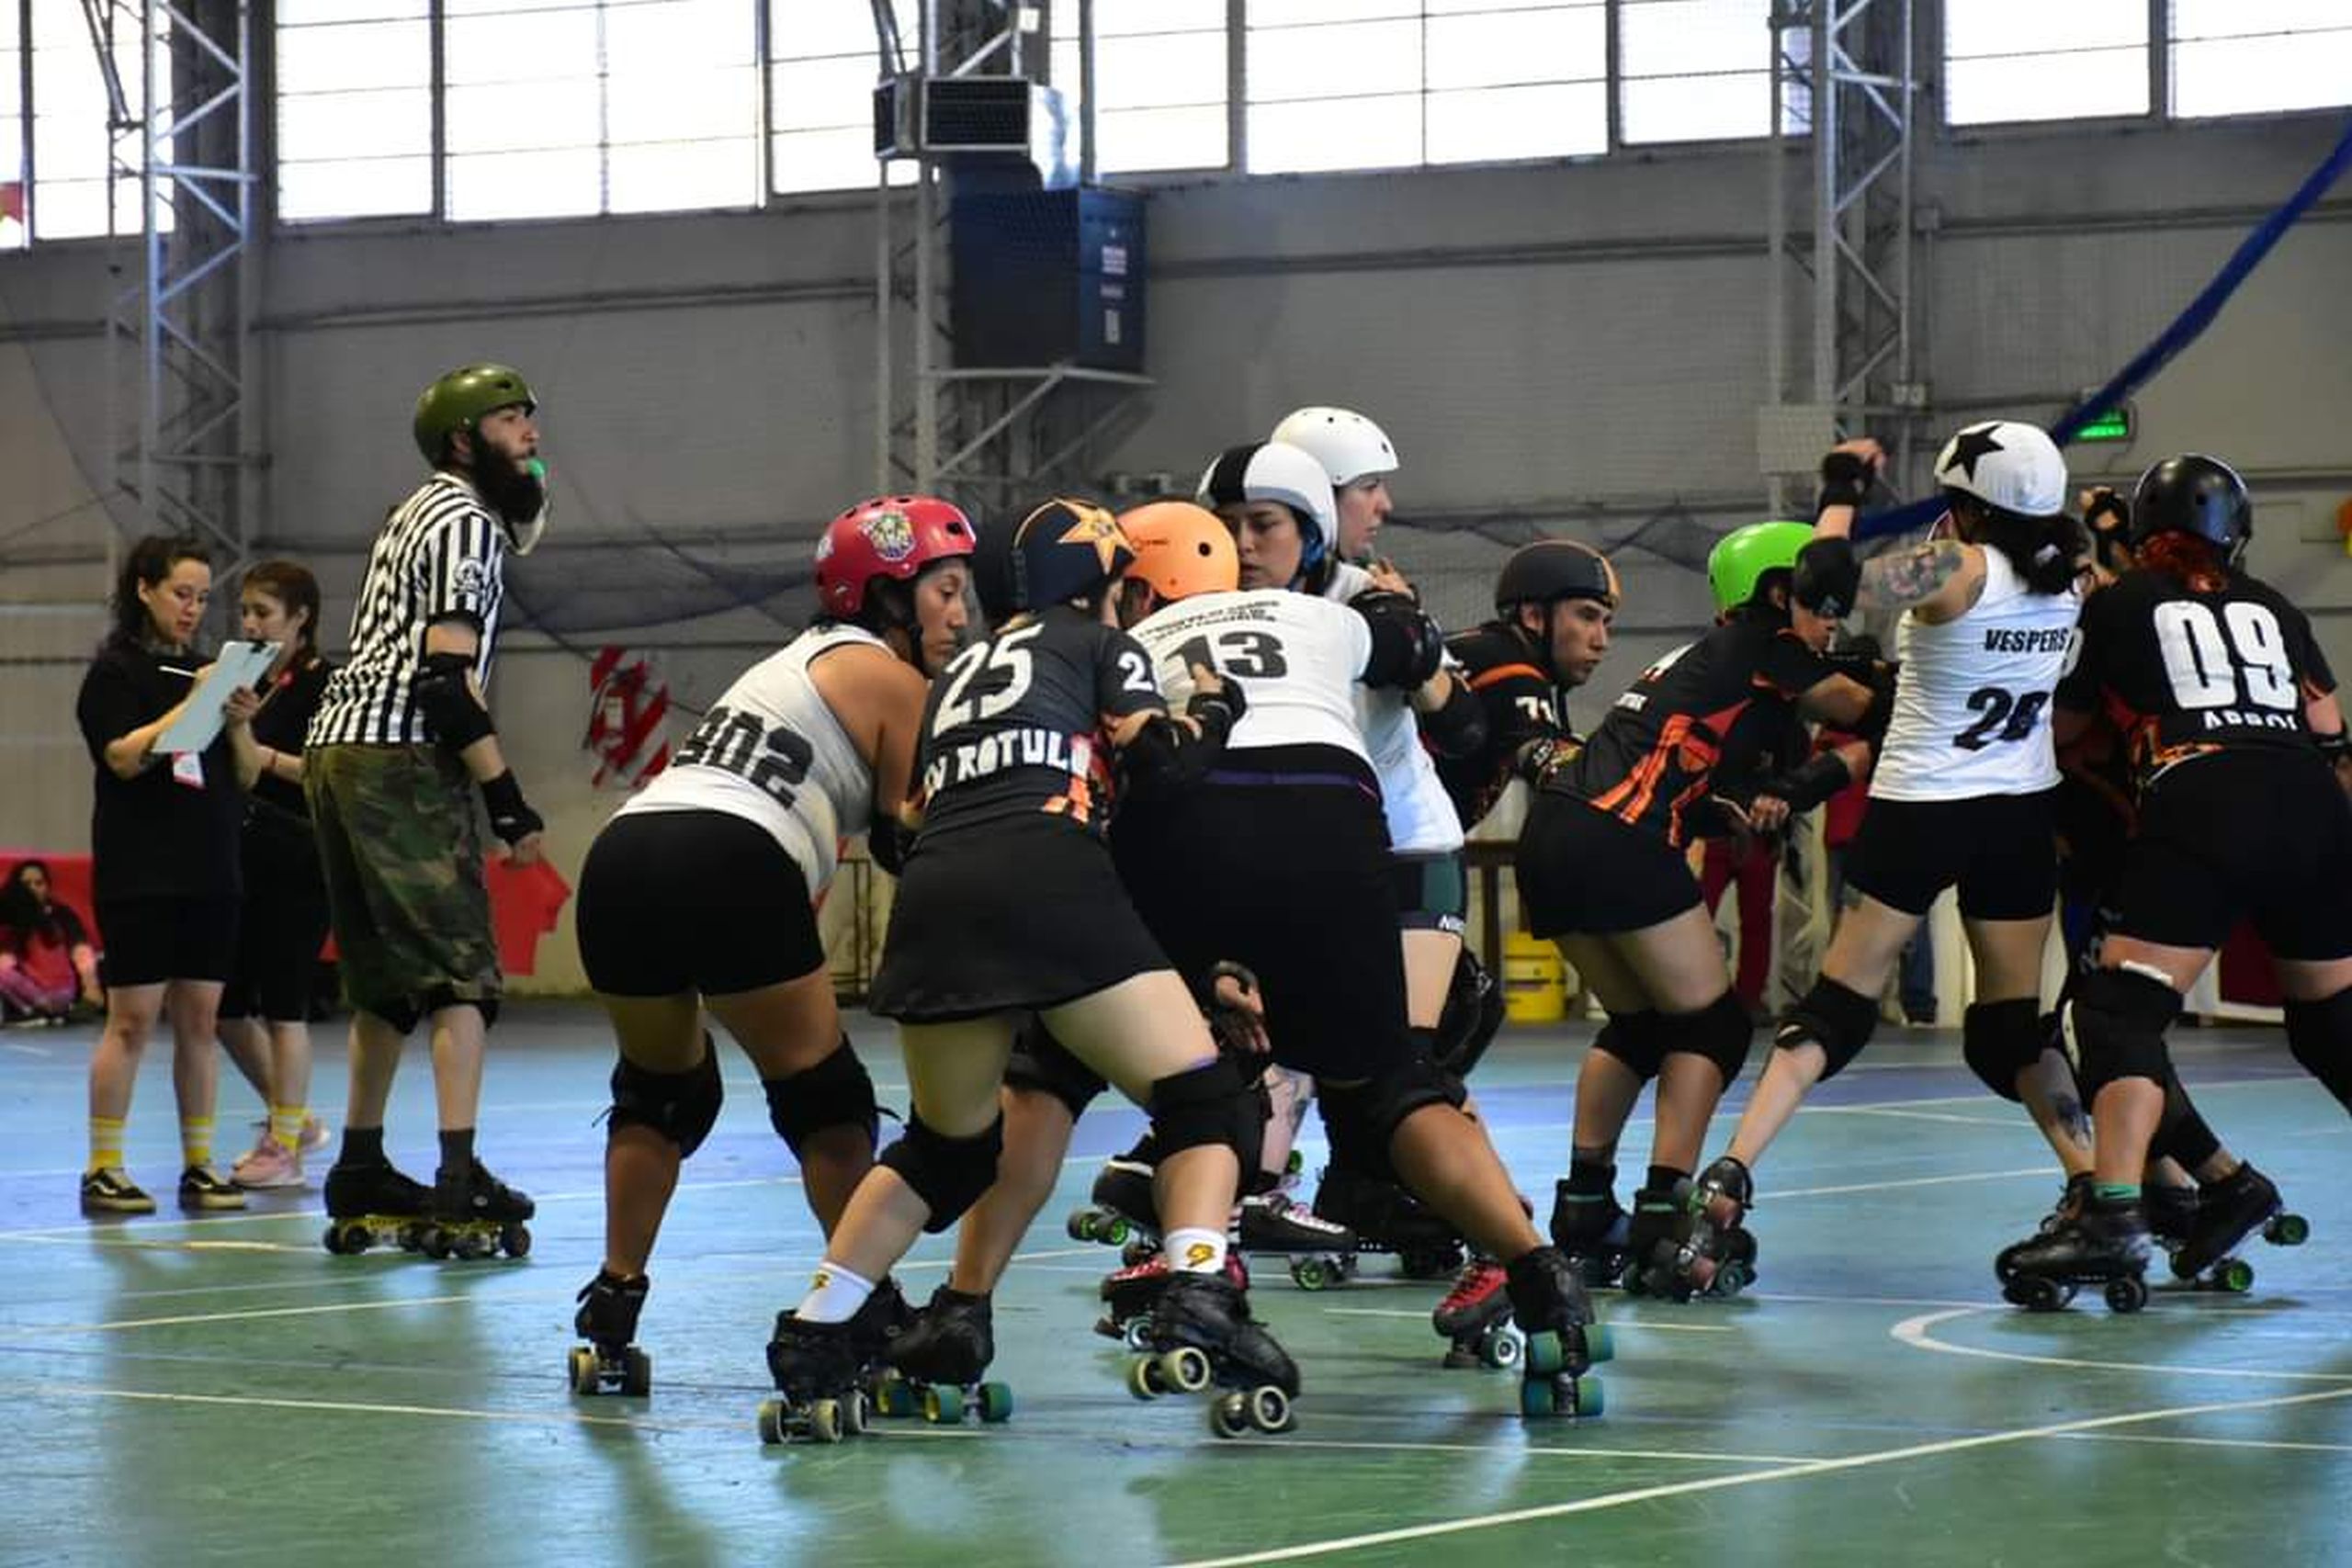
1439 1259 1505 1315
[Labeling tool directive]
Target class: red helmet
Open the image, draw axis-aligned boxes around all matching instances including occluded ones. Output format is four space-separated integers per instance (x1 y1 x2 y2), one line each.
814 496 978 618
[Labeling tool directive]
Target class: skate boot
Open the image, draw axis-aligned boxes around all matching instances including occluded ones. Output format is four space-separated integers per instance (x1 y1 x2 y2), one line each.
1126 1269 1299 1438
568 1270 651 1396
2001 1197 2153 1314
321 1161 433 1256
1621 1183 1691 1299
876 1285 1013 1425
1659 1156 1758 1300
420 1159 534 1259
2143 1181 2199 1260
1551 1171 1633 1289
757 1314 870 1444
1097 1249 1250 1348
2167 1163 2308 1292
1238 1191 1357 1291
1311 1163 1464 1279
1504 1245 1608 1419
1995 1172 2091 1281
1068 1137 1160 1262
1432 1257 1521 1371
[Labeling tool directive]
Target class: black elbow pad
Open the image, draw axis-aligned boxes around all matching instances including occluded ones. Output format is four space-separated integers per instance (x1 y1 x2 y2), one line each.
1855 666 1897 744
869 816 911 876
1419 677 1487 759
1758 751 1854 815
1355 592 1444 689
414 649 494 751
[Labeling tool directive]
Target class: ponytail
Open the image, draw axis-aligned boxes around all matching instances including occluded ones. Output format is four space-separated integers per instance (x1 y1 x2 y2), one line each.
1967 504 2084 596
2136 532 2229 594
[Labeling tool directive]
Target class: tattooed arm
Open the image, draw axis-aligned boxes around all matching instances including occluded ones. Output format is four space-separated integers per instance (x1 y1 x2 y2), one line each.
1855 537 1982 621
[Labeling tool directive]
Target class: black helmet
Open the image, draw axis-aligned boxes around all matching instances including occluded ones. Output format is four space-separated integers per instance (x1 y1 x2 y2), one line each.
1495 539 1621 614
2128 455 2251 567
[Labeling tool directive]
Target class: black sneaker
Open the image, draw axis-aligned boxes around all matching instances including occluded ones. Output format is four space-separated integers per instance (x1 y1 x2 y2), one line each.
178 1164 249 1212
81 1166 155 1215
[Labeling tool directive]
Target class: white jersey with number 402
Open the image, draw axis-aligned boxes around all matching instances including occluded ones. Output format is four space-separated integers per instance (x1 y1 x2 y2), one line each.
614 624 879 895
1131 589 1374 766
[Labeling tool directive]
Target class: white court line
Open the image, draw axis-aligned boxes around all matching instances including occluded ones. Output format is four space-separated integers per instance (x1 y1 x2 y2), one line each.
1801 1106 2018 1128
1235 1435 1813 1465
2057 1430 2352 1457
1770 1166 2054 1201
1890 1306 2352 1385
1161 1383 2352 1568
1322 1306 1732 1334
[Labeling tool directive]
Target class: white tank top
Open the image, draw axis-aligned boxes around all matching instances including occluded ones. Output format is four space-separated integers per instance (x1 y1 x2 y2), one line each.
616 624 880 894
1131 589 1373 763
1870 548 2079 802
1321 562 1465 856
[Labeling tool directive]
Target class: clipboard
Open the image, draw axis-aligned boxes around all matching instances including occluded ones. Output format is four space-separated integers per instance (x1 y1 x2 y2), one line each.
154 640 281 755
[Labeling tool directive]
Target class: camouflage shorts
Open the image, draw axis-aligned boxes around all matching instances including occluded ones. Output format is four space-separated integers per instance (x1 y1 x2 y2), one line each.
306 743 500 1032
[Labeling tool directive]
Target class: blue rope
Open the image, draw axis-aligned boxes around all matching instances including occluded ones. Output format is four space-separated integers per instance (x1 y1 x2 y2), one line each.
1855 113 2352 542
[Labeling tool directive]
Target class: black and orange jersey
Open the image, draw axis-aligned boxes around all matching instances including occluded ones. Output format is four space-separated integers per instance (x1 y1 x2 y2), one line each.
1555 615 1838 848
913 605 1166 840
2055 567 2335 792
1438 620 1571 829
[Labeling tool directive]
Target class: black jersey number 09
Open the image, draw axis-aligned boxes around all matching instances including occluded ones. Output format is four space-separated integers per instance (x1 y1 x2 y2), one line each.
2154 600 2298 711
673 705 814 807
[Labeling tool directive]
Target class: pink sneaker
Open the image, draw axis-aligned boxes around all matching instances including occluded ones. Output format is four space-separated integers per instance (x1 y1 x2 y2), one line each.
232 1138 304 1190
300 1116 333 1155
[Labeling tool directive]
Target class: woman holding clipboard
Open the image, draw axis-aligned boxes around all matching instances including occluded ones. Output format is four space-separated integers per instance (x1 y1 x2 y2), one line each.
74 535 268 1215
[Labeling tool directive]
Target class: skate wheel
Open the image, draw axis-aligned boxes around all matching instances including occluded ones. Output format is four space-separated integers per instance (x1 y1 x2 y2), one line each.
756 1399 787 1446
2214 1258 2256 1293
1480 1330 1522 1371
1522 1331 1565 1378
808 1398 843 1443
2267 1213 2311 1247
1122 1317 1156 1353
1585 1323 1613 1364
978 1382 1014 1424
1161 1346 1212 1394
1126 1356 1164 1400
1067 1209 1096 1243
502 1224 531 1259
1290 1257 1332 1292
840 1389 868 1437
1249 1385 1293 1433
1520 1377 1557 1418
1121 1239 1159 1269
872 1374 912 1418
925 1384 965 1425
1572 1375 1605 1418
2005 1275 2070 1312
567 1346 600 1396
419 1227 451 1260
323 1222 365 1256
622 1347 652 1397
1209 1393 1250 1440
2105 1275 2149 1314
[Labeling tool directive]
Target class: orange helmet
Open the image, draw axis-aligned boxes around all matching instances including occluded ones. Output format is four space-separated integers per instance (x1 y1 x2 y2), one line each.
1119 501 1239 604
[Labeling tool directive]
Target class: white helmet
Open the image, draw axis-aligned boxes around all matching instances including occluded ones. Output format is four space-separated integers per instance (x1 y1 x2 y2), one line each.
1934 420 2067 518
1271 406 1398 488
1197 439 1340 575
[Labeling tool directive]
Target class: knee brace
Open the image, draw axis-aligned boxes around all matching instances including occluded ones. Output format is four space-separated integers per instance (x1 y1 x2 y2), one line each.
877 1112 1004 1234
1591 1009 1667 1082
1775 976 1880 1083
1433 949 1506 1079
1961 998 2044 1104
762 1039 879 1162
2070 965 2184 1101
1319 1052 1468 1183
1146 1055 1263 1171
2284 986 2352 1114
609 1036 725 1158
1665 992 1755 1087
1002 1019 1107 1122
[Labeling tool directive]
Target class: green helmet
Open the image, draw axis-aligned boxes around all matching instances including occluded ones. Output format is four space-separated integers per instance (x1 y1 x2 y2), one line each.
413 364 537 464
1707 520 1813 615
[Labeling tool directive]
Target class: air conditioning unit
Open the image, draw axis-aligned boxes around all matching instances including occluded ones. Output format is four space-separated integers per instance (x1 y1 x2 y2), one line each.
874 74 1069 164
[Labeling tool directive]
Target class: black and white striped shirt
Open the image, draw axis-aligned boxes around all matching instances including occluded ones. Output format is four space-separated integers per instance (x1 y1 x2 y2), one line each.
309 475 507 748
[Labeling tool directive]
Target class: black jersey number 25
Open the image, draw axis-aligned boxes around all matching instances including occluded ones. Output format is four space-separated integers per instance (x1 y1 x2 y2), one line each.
1952 686 2050 750
933 623 1043 739
1172 628 1289 679
673 704 814 807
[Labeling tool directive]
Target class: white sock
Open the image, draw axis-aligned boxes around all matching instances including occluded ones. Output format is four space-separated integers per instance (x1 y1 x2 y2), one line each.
796 1259 877 1324
1164 1227 1229 1276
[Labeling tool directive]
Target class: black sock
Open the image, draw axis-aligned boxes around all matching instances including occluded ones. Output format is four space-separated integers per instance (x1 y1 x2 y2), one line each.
1568 1148 1617 1190
437 1127 477 1179
340 1126 386 1168
1646 1164 1691 1195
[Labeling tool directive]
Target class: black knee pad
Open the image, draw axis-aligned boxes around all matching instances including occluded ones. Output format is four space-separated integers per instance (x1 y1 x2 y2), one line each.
2284 986 2352 1113
1962 998 2044 1104
2071 966 2184 1101
1591 1009 1666 1083
762 1038 879 1161
1147 1055 1262 1171
1666 992 1755 1087
2150 1066 2221 1171
1320 1051 1469 1183
1775 976 1880 1083
1004 1019 1107 1121
609 1037 725 1158
1434 949 1506 1078
877 1112 1004 1234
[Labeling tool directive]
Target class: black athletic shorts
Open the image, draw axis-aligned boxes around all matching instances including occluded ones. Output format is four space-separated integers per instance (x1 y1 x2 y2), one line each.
1004 1017 1110 1120
869 812 1168 1023
97 895 241 988
1842 789 2058 921
220 823 331 1022
1517 792 1703 937
576 809 823 998
1390 851 1467 937
2112 750 2352 960
1114 744 1411 1084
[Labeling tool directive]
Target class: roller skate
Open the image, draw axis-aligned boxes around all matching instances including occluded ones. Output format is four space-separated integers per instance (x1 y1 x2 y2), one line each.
1996 1172 2090 1282
418 1159 533 1259
1067 1141 1160 1265
1657 1156 1758 1300
757 1314 871 1445
2165 1163 2308 1293
1432 1257 1521 1370
1096 1248 1249 1348
2143 1181 2199 1259
1125 1269 1299 1439
1620 1183 1691 1299
321 1161 432 1255
1311 1164 1464 1280
1238 1192 1356 1291
1504 1245 1608 1419
567 1270 651 1396
874 1285 1014 1426
2000 1197 2153 1314
1551 1172 1633 1289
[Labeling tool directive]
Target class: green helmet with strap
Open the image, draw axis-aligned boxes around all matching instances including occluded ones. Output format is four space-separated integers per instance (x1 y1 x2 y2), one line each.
1707 520 1813 615
413 364 537 464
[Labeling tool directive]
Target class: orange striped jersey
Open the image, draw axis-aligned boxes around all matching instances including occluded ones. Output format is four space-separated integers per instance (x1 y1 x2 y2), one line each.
1438 620 1570 829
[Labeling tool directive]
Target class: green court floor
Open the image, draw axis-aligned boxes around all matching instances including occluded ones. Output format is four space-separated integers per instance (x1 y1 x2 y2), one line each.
6 1007 2348 1566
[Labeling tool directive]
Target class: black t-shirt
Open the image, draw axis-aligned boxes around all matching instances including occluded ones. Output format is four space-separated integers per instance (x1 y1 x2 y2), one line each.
75 640 246 904
1558 614 1837 847
913 606 1167 841
2056 568 2336 789
247 655 334 822
1439 620 1572 830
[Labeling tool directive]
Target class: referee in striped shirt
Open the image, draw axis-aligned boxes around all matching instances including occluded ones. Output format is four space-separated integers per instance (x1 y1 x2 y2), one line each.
304 363 548 1239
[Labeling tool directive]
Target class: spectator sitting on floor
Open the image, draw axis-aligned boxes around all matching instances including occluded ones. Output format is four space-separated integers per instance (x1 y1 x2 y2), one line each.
0 860 102 1025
